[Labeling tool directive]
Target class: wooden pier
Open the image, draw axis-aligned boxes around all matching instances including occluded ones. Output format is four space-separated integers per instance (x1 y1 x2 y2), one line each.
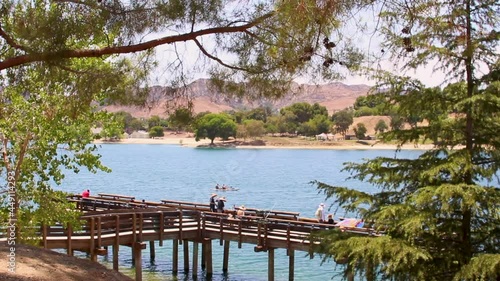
1 194 381 281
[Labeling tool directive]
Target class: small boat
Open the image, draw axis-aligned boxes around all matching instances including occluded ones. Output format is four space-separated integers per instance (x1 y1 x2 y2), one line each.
214 184 239 191
214 187 239 191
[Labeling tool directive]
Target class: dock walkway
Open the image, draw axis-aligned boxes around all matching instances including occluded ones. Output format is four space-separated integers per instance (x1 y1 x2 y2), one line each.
1 194 380 281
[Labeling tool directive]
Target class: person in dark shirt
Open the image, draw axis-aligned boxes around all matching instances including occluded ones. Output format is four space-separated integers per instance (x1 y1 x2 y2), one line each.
217 197 226 213
209 193 217 212
327 214 334 224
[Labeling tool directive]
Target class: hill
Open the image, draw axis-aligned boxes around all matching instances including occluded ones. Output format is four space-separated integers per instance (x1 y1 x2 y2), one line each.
348 116 392 136
104 79 371 118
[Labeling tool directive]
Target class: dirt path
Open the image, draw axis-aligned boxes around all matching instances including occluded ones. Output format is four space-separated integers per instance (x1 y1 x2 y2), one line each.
0 244 132 281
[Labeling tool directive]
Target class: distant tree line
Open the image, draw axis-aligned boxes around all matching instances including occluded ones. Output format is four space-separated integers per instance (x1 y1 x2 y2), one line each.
104 98 421 141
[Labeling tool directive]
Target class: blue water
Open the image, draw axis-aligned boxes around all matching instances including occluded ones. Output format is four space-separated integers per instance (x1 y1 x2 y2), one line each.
59 144 422 281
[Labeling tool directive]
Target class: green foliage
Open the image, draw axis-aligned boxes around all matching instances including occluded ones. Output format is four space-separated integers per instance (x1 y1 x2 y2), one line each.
113 111 144 134
246 107 273 123
314 0 500 279
354 106 378 117
280 102 328 124
0 0 370 101
311 115 332 134
332 109 354 136
168 107 194 132
243 119 266 139
390 114 404 131
353 123 367 139
194 113 237 144
265 115 288 134
149 126 165 138
297 122 317 136
0 59 128 240
236 124 248 140
129 119 145 132
375 119 388 134
148 115 162 129
113 111 134 130
298 115 332 136
454 254 500 281
100 114 124 140
353 95 386 110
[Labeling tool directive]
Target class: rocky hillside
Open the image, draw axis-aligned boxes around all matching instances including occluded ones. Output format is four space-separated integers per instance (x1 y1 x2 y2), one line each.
104 79 371 118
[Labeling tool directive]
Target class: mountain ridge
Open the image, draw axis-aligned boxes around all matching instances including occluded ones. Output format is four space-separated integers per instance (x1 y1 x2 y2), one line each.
104 79 372 118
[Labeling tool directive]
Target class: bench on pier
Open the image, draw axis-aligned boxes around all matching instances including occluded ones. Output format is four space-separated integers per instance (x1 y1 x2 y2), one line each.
97 193 136 201
235 207 300 220
160 199 211 211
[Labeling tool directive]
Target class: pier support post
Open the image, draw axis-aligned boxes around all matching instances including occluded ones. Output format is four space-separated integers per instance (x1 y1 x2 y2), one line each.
268 248 275 281
66 223 73 256
205 239 213 278
183 240 189 273
113 245 119 271
222 240 230 272
133 242 145 281
149 241 155 261
192 242 199 278
113 215 120 271
288 250 295 281
131 247 135 266
172 239 179 275
201 242 206 270
90 218 97 262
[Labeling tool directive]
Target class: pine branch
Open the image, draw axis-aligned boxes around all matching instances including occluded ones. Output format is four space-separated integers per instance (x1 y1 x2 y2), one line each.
0 12 275 71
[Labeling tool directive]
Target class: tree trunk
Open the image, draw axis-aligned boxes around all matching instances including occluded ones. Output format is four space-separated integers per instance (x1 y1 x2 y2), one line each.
462 0 474 264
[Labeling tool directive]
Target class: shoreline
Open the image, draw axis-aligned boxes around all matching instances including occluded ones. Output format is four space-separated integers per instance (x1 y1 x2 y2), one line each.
94 136 434 150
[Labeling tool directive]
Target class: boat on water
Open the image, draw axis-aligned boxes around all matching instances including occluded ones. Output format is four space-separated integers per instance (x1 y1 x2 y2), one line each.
214 184 239 191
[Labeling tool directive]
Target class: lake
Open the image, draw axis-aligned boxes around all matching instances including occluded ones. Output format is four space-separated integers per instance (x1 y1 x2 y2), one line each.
59 144 422 281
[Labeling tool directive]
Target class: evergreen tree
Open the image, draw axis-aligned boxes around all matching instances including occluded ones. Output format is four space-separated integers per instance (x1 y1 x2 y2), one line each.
315 0 500 280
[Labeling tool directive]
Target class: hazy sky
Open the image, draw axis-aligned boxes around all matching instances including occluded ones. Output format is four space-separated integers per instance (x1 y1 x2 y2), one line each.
147 5 451 88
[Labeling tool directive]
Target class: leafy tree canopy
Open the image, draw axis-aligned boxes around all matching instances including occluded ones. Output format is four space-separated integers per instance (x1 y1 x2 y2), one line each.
280 102 329 124
194 113 237 144
331 109 354 136
168 107 194 132
243 119 266 139
149 126 165 138
374 119 388 134
353 122 367 139
0 58 127 241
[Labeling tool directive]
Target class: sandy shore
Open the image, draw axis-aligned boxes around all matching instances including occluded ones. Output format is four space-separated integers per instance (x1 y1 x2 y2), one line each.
94 133 434 150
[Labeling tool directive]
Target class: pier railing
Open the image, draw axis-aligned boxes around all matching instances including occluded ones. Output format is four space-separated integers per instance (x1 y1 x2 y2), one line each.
0 195 383 281
1 207 379 251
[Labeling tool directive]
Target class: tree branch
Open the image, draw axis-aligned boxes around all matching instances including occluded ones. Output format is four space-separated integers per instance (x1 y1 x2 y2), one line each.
192 38 253 73
0 12 275 71
14 133 32 184
1 136 12 174
0 24 28 52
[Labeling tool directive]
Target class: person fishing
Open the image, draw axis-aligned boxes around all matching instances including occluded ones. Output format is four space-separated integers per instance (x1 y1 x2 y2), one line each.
217 197 226 213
